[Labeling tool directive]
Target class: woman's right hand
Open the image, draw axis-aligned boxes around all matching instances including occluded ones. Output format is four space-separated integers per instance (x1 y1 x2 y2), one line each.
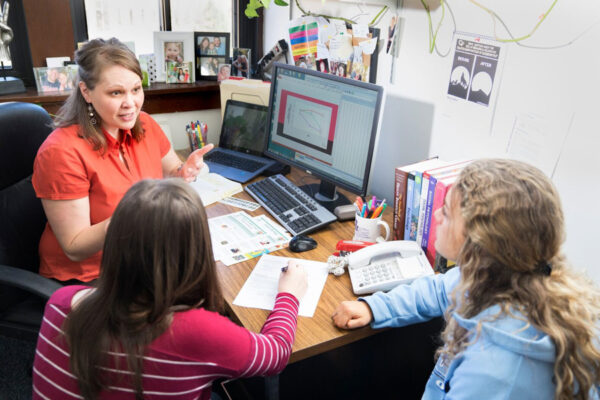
278 260 308 301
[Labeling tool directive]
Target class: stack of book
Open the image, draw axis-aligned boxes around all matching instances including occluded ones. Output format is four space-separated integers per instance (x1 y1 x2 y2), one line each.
393 158 471 272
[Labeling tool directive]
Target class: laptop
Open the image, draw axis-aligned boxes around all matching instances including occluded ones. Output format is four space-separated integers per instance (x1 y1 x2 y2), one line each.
203 100 277 183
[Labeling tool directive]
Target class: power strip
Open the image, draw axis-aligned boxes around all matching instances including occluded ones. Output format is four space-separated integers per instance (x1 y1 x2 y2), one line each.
257 39 289 81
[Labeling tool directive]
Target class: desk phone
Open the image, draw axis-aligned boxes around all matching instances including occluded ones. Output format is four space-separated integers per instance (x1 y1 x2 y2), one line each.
347 241 433 295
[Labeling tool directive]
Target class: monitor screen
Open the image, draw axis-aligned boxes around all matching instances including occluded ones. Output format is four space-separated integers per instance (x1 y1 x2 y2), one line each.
265 63 383 197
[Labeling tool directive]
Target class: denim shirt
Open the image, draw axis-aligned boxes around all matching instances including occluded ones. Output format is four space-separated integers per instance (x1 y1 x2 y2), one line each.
362 268 594 399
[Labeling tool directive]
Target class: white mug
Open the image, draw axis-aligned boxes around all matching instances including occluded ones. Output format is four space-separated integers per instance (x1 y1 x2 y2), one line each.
353 213 390 243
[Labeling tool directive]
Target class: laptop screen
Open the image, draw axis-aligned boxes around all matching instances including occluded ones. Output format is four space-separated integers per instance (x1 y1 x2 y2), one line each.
220 100 269 156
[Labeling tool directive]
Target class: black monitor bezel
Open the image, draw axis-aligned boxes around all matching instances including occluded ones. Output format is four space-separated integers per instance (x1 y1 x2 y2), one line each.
264 62 383 196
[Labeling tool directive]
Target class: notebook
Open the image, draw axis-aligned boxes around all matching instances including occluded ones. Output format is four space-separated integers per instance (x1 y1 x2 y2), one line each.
189 165 243 207
203 100 276 183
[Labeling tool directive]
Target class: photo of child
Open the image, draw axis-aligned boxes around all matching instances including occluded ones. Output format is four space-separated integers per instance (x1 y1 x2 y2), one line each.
316 58 329 73
217 64 231 81
164 41 184 63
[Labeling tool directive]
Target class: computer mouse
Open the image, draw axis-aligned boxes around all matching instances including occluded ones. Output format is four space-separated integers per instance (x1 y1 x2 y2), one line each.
289 234 317 253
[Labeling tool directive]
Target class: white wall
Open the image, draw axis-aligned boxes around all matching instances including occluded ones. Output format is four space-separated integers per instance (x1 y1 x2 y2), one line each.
264 0 600 283
150 109 222 151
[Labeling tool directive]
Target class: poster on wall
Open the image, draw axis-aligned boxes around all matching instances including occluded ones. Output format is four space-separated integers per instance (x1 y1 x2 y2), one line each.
447 33 503 107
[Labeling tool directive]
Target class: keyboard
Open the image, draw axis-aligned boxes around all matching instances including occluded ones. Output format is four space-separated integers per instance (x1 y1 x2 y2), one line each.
204 151 266 172
245 174 338 236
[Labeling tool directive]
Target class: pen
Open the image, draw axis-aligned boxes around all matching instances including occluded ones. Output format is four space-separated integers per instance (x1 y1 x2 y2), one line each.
361 204 367 217
355 196 363 210
281 266 288 272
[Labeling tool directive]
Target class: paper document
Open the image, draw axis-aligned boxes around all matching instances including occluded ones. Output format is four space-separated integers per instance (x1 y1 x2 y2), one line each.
233 255 329 317
208 212 291 266
188 167 242 206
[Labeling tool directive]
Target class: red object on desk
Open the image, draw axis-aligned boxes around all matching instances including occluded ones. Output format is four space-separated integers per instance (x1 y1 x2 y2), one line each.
335 240 375 254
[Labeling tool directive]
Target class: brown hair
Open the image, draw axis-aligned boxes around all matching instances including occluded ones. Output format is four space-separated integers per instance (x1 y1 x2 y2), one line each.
439 158 600 400
64 179 224 399
54 38 145 154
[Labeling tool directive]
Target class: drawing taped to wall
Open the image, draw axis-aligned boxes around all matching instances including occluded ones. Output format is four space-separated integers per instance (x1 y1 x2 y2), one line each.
447 34 503 107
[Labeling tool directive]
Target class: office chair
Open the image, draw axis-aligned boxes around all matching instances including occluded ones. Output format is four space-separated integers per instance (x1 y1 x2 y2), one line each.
0 102 63 341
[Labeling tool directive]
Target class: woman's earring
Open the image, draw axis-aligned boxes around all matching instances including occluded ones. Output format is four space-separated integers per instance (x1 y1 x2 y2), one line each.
87 103 97 125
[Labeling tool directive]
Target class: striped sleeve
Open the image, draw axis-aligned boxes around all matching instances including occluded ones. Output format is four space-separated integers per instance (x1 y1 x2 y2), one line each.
240 293 299 377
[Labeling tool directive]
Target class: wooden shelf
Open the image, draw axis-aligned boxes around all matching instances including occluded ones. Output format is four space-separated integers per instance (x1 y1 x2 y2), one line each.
0 81 221 115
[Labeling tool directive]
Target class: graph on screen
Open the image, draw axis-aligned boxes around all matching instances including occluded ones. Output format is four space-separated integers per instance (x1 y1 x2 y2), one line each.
277 90 337 155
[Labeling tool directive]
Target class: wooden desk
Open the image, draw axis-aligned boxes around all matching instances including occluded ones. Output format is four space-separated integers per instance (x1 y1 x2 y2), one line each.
204 168 391 363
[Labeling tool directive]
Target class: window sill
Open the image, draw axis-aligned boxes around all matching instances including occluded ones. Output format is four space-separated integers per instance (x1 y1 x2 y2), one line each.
0 81 221 115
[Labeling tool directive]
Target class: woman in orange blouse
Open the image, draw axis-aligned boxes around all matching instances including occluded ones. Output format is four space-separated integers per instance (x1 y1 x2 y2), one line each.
32 38 213 283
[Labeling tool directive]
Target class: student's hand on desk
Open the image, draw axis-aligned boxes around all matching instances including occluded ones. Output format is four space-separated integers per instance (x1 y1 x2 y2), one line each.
278 260 308 301
332 300 373 329
181 144 214 182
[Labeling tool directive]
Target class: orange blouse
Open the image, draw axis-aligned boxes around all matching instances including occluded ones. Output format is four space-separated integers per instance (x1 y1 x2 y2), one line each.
32 112 171 282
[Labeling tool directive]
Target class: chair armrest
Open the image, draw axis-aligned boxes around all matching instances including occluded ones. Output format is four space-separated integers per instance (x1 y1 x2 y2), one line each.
0 264 63 299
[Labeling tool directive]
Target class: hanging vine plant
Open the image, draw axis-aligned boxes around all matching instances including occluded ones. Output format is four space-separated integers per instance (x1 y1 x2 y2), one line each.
245 0 388 27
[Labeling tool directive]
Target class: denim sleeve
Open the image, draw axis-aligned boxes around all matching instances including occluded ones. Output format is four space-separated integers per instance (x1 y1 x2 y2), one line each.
361 267 460 329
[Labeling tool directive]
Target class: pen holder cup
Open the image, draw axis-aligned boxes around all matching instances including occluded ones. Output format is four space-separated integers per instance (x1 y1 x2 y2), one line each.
353 213 390 243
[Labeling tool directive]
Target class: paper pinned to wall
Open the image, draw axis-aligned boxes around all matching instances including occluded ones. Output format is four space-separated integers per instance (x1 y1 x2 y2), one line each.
329 34 354 60
506 112 572 178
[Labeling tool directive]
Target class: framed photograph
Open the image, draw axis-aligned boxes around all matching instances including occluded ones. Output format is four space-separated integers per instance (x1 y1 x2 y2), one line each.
153 31 195 82
231 48 251 78
166 61 194 84
194 32 230 80
198 57 227 79
217 64 231 81
33 66 77 93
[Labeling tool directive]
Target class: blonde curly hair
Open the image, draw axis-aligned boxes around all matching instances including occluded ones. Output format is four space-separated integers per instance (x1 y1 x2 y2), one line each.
438 158 600 400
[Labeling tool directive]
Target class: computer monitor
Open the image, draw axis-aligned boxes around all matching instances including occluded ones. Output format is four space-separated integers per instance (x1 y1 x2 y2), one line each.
264 62 383 211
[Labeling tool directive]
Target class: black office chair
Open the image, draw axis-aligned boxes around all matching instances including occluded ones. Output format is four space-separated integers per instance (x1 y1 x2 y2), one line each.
0 102 63 341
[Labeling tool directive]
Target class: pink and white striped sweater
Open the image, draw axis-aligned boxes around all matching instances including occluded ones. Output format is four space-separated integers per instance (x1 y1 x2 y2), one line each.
33 285 299 399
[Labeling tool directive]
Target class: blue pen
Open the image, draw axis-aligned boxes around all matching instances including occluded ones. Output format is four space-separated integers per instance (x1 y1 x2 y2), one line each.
361 204 367 217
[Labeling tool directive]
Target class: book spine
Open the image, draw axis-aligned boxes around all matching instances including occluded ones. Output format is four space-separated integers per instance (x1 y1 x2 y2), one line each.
408 172 422 241
403 173 416 240
426 180 452 266
393 168 410 240
421 175 438 251
415 173 430 246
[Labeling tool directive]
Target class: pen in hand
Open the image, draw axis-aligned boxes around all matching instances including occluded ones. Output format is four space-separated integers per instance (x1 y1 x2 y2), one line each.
281 266 288 272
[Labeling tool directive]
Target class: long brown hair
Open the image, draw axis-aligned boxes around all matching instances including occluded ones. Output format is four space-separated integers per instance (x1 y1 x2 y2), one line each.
438 159 600 400
63 179 224 399
54 38 145 153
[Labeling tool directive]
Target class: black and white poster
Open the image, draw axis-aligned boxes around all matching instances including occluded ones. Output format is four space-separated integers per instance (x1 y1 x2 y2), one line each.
448 36 501 107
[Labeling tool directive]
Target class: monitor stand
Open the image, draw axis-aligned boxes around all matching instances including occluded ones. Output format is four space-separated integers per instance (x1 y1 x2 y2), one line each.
298 180 351 213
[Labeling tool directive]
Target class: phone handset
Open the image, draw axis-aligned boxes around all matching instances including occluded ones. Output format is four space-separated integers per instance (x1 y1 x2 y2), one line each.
338 240 433 295
347 240 422 269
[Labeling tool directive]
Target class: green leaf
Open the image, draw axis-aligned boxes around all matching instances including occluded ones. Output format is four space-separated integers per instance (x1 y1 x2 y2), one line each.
261 0 271 8
274 0 288 5
244 0 263 18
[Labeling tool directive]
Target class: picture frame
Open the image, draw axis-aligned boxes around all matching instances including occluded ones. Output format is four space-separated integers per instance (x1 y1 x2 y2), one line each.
231 48 251 78
198 57 228 79
33 66 77 93
194 32 230 81
166 61 194 84
153 31 195 82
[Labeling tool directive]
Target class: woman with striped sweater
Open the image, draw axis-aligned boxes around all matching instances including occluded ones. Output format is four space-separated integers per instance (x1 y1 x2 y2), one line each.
33 178 307 399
